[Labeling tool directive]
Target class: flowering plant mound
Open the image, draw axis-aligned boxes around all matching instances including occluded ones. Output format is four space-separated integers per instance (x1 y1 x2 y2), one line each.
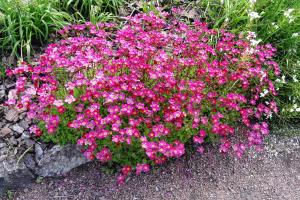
6 12 280 183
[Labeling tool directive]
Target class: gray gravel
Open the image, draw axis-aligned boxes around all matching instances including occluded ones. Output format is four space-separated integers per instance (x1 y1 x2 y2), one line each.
7 135 300 200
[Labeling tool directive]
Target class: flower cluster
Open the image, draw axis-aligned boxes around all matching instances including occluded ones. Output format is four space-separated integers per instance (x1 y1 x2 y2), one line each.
6 12 279 182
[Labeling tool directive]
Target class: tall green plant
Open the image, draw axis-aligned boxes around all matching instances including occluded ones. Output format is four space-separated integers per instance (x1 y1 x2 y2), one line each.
191 0 300 121
0 0 72 59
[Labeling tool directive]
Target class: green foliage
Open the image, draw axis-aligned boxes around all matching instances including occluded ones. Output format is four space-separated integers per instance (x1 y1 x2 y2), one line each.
0 64 5 79
0 0 124 60
0 0 72 59
189 0 300 121
59 0 124 19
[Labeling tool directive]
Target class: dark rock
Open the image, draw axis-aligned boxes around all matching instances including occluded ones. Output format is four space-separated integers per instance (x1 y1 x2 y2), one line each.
0 122 4 128
4 80 15 90
35 145 89 177
35 143 44 161
24 154 36 171
0 159 35 196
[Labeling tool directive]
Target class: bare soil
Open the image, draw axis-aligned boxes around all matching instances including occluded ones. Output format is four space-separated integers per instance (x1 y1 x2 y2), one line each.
6 135 300 200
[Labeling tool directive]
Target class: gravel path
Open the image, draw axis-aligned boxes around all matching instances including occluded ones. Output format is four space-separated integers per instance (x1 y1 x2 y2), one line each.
7 135 300 200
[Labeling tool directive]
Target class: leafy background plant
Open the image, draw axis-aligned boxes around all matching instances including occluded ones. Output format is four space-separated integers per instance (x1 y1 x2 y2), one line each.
0 0 124 60
191 0 300 122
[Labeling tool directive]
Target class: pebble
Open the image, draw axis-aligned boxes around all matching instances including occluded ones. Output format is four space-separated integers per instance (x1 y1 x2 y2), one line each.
0 89 5 101
21 131 31 139
5 80 16 89
0 154 7 162
9 136 18 146
0 143 6 149
19 112 27 120
5 109 19 122
12 124 25 134
19 120 29 129
0 147 8 155
0 126 13 138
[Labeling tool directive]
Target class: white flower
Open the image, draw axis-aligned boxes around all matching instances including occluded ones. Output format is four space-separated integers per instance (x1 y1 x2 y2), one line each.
54 100 64 107
284 9 294 17
281 75 286 83
250 39 262 46
271 22 279 30
248 11 261 20
246 31 257 40
292 75 299 82
249 0 256 4
266 113 272 119
292 33 299 37
260 89 269 97
284 9 295 23
65 95 76 104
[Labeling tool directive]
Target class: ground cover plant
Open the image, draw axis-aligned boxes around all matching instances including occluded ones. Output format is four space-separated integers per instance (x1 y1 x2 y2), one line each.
6 11 280 184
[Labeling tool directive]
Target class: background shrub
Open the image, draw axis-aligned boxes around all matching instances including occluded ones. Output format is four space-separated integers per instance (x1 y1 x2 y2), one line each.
192 0 300 122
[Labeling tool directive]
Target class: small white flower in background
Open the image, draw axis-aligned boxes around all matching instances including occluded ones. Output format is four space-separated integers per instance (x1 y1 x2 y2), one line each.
290 104 300 112
292 33 299 37
266 113 272 119
248 11 261 20
284 8 295 23
292 75 299 82
244 47 257 55
281 75 286 83
250 38 262 46
271 22 279 30
246 31 257 40
284 9 294 17
249 0 256 4
224 18 229 23
260 89 269 97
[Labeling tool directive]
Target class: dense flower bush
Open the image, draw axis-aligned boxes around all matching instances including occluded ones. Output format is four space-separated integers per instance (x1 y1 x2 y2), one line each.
6 12 280 183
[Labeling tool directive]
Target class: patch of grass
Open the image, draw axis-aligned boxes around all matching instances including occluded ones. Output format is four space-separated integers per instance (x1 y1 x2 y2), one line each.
6 190 14 200
0 0 124 60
